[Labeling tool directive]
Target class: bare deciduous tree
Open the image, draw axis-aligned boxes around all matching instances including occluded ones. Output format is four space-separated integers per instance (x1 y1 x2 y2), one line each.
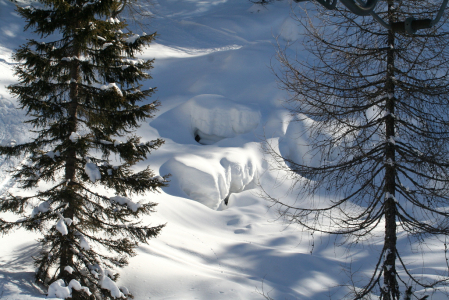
267 1 449 299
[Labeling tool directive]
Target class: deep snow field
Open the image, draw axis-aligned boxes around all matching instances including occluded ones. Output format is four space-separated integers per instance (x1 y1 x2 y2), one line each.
1 0 448 299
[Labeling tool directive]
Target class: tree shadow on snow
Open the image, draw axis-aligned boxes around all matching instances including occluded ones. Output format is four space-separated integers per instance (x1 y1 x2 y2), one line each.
0 242 46 298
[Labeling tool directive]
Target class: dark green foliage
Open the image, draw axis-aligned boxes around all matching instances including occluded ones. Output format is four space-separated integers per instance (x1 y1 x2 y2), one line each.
0 0 167 299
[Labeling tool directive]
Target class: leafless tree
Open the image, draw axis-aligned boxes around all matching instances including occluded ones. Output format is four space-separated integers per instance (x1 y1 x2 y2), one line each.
267 1 449 299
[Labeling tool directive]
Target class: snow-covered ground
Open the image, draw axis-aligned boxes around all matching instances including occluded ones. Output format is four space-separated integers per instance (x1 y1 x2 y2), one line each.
1 0 448 299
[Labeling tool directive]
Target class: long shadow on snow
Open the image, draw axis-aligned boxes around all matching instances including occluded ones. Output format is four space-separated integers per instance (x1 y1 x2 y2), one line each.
217 241 348 300
0 242 46 298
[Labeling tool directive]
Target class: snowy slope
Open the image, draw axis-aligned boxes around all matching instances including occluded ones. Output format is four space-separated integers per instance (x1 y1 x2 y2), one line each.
1 0 448 300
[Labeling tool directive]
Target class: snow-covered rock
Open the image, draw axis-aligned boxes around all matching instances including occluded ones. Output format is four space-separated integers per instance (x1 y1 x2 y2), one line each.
151 94 261 145
189 94 261 144
160 147 258 210
161 154 228 209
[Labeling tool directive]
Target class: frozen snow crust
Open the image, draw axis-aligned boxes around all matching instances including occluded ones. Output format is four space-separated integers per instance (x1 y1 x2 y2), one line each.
1 0 448 300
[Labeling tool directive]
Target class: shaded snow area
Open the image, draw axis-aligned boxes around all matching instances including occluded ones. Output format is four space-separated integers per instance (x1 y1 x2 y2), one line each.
1 0 449 300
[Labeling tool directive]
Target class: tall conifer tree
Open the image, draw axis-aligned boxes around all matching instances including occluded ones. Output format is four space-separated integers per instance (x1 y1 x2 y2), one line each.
0 0 166 299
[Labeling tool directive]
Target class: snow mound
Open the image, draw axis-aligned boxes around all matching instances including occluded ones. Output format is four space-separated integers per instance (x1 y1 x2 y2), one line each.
160 148 258 210
220 156 256 195
279 17 302 42
151 94 261 145
161 155 228 209
189 95 261 144
278 114 341 176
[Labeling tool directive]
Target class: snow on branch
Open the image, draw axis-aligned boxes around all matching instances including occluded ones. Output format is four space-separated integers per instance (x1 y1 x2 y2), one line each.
56 219 68 235
47 279 71 298
110 196 142 212
55 212 72 236
69 132 80 143
31 201 51 218
85 162 101 183
100 82 123 97
47 279 92 298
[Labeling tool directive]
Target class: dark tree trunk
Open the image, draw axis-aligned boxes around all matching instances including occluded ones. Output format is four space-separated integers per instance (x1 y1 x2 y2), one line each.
382 3 399 299
60 39 80 287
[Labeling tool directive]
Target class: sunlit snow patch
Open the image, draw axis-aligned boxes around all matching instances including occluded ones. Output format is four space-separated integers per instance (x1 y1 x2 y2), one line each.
141 43 242 59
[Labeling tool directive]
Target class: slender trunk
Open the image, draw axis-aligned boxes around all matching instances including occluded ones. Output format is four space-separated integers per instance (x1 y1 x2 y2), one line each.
60 28 80 287
382 2 399 299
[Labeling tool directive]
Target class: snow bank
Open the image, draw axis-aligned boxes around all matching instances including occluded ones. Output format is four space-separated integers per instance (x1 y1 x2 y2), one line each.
160 147 258 210
151 94 261 145
278 115 319 169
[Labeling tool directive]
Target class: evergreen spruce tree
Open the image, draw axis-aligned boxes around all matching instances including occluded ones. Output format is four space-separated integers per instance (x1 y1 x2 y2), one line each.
0 0 167 299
